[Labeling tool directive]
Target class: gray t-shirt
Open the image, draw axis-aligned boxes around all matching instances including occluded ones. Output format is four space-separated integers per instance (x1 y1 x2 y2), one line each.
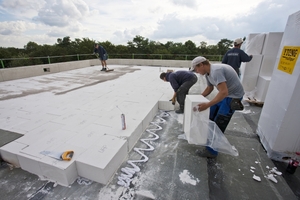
205 63 244 98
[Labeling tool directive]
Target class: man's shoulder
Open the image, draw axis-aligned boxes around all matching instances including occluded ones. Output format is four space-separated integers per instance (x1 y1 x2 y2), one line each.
212 63 227 68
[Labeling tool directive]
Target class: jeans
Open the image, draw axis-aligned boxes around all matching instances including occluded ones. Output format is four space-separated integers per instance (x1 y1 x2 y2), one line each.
206 97 235 156
176 74 198 110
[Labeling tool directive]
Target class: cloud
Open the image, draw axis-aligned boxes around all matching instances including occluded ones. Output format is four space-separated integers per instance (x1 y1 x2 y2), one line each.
150 14 225 42
0 0 300 48
170 0 198 8
47 29 68 38
149 0 300 45
34 0 89 27
0 21 35 35
111 29 134 44
1 0 44 18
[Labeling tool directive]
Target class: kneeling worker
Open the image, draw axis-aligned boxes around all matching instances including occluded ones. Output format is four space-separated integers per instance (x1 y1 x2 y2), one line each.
160 70 197 114
190 56 244 158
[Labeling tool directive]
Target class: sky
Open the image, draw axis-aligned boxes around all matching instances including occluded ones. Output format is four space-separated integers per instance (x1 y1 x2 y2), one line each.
0 0 299 48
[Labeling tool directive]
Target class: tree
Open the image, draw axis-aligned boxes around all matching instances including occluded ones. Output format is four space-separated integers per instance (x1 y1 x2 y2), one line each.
72 37 95 54
198 41 208 54
184 40 197 54
127 35 150 54
56 36 71 47
0 35 234 66
114 45 128 54
167 42 183 54
24 41 39 52
217 38 233 55
99 41 115 55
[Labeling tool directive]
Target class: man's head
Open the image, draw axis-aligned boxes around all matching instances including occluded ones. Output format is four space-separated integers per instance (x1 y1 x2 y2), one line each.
190 56 209 75
234 38 243 47
160 72 167 81
94 44 99 48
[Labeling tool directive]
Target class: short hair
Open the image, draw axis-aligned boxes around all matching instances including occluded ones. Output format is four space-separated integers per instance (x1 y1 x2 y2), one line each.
202 60 210 65
94 44 98 47
160 72 166 80
234 42 241 47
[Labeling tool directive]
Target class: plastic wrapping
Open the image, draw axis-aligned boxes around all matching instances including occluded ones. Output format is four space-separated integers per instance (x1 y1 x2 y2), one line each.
189 110 239 156
188 110 208 145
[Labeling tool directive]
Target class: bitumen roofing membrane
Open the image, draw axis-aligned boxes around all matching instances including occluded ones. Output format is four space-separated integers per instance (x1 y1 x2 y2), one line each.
0 65 299 200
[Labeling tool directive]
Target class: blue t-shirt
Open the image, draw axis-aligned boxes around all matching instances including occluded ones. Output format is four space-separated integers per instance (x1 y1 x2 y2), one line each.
222 48 252 74
94 45 107 59
166 71 196 92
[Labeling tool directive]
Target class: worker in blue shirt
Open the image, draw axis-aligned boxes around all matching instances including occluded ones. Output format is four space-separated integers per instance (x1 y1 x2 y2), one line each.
222 38 253 77
160 71 197 114
94 44 108 71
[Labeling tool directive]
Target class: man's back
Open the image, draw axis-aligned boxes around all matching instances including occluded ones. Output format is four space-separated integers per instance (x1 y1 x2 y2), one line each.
206 63 244 98
222 48 252 74
167 71 195 92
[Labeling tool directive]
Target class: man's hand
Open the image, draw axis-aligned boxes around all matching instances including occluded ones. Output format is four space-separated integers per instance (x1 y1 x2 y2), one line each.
172 98 176 105
169 97 176 105
197 103 210 112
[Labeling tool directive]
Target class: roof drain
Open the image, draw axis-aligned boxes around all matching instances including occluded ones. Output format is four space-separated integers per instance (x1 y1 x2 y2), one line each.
117 111 169 188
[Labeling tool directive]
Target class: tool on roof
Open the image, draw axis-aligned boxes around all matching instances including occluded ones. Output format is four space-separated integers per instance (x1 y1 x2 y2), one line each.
116 106 126 130
40 150 74 161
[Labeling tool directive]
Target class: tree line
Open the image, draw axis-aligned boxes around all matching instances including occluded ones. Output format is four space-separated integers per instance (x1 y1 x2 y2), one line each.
0 35 233 68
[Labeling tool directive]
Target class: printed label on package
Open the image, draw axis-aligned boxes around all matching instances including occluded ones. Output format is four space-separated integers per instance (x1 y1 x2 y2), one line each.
277 46 300 74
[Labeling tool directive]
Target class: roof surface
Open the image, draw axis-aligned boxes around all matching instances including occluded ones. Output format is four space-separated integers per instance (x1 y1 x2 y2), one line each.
0 65 299 200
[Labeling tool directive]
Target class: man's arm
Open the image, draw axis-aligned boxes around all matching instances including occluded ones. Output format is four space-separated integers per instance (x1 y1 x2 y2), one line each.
93 48 98 54
198 82 228 111
240 50 253 62
171 92 177 105
201 85 214 97
222 53 228 64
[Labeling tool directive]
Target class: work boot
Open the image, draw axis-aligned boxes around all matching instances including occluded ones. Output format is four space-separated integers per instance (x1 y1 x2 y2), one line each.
195 149 217 158
175 109 184 114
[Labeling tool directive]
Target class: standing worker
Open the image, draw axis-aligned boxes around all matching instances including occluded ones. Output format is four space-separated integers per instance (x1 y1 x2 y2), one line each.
160 71 197 114
191 56 244 158
222 38 253 77
94 44 108 71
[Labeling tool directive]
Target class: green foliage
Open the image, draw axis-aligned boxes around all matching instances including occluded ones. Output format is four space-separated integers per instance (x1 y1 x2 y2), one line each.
10 53 43 67
217 38 233 55
0 35 233 67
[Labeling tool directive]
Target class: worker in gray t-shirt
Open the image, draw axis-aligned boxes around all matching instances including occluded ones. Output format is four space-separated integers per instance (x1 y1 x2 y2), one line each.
190 56 244 158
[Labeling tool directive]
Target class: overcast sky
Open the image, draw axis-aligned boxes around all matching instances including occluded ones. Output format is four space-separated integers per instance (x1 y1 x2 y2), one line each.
0 0 299 48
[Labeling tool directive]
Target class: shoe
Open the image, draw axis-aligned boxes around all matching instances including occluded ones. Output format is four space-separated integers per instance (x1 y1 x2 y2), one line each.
175 109 184 114
195 149 217 158
101 68 106 71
